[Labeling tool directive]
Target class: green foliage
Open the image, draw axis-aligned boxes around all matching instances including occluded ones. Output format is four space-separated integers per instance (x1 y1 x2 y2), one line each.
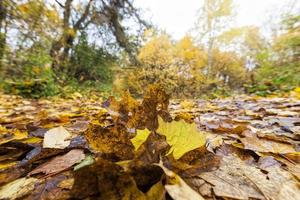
0 33 5 62
253 63 300 93
4 78 59 98
250 13 300 96
61 79 113 98
2 42 59 98
68 33 114 84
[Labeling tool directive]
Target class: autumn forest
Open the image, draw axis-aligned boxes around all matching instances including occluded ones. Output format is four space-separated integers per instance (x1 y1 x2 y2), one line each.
0 0 299 199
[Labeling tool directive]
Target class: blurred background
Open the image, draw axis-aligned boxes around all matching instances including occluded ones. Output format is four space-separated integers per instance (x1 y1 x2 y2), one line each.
0 0 299 98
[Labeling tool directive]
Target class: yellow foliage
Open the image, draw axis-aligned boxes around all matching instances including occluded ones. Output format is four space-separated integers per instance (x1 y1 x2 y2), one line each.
130 117 206 159
175 36 206 67
125 31 247 97
138 34 174 67
66 28 76 38
211 49 246 87
130 129 151 151
291 87 300 99
126 34 207 97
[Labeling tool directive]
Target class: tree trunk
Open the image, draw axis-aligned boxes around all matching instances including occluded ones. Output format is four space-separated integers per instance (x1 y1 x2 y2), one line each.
0 0 7 65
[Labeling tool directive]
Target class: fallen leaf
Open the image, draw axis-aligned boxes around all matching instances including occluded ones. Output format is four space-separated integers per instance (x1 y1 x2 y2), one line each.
0 160 17 170
164 147 221 177
23 174 72 200
0 128 28 145
145 180 165 200
157 160 205 200
43 126 72 149
0 177 39 200
71 158 147 199
130 129 151 151
58 178 74 190
157 117 206 159
205 134 224 153
74 154 94 171
29 149 85 176
240 135 297 154
85 124 135 160
200 155 300 200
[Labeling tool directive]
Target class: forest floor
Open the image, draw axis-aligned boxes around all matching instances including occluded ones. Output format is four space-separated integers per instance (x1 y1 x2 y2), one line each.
0 90 299 200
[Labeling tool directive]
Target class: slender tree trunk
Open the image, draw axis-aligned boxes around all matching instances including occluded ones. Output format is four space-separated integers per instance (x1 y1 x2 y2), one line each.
50 32 76 73
0 0 7 66
50 0 93 75
50 0 73 74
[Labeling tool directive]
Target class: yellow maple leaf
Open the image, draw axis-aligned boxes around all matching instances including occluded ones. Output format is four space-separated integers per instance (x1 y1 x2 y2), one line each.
130 129 151 151
157 117 206 159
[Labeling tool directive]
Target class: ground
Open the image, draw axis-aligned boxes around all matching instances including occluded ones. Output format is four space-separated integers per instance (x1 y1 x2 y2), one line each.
0 91 299 200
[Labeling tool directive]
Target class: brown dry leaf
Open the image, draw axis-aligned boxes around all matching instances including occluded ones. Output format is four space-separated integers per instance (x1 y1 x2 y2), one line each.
108 84 171 131
200 155 300 200
133 131 170 165
107 91 140 125
205 134 224 153
200 118 248 135
260 153 300 180
145 180 165 200
128 132 169 192
0 177 40 200
240 135 297 154
164 147 221 177
85 124 135 160
284 152 300 164
157 160 205 200
71 158 148 200
28 149 85 176
43 126 72 149
23 173 72 200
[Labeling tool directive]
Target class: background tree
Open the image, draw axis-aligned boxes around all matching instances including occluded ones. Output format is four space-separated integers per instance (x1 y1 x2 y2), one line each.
0 0 7 65
50 0 148 72
194 0 234 78
125 33 208 97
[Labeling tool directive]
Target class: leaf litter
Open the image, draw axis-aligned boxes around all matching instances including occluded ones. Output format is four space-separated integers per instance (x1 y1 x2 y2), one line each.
0 87 300 199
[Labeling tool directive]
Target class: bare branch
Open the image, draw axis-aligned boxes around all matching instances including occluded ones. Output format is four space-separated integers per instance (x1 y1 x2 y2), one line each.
74 0 93 30
54 0 64 8
124 0 150 28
